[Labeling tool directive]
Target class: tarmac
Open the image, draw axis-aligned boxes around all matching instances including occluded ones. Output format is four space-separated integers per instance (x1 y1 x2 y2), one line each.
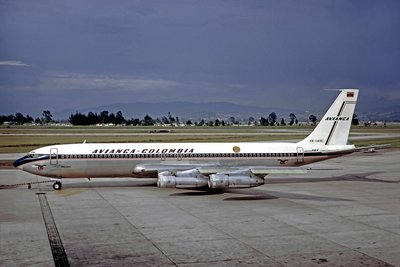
1 149 399 266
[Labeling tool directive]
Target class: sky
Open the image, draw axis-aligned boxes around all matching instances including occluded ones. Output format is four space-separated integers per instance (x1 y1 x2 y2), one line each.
0 0 399 118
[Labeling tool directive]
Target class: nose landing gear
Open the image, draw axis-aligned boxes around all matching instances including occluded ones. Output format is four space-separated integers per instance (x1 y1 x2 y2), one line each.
52 181 62 190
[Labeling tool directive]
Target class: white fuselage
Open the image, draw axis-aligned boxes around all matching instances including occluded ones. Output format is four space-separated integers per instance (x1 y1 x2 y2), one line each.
15 142 354 179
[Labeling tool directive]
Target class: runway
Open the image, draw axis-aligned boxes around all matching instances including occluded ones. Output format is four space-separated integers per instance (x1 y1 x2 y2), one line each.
1 149 399 266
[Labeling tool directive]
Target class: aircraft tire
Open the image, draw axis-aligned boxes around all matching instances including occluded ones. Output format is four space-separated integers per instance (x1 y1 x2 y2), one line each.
53 182 62 190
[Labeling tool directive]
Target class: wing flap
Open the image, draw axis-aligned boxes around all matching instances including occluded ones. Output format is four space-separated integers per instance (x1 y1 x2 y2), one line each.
134 163 221 174
250 167 308 175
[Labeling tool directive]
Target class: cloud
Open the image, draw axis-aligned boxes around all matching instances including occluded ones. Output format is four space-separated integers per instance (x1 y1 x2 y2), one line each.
0 60 30 67
41 73 182 92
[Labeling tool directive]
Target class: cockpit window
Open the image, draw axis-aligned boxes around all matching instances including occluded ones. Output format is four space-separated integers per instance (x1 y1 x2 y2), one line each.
28 153 42 158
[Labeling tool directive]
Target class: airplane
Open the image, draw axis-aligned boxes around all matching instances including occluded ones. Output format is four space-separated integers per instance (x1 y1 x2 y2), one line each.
14 89 362 191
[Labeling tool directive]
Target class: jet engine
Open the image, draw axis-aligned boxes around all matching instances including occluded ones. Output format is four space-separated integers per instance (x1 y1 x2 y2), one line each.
208 172 265 189
157 169 208 189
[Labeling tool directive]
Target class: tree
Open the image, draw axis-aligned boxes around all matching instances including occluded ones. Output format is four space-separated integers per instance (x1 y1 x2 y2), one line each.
309 114 317 125
280 118 286 126
161 116 170 125
108 113 116 124
14 113 26 124
154 118 162 125
0 114 15 124
268 112 277 126
42 110 53 124
248 117 255 126
198 119 205 126
289 113 297 126
142 114 154 126
100 110 109 124
2 112 32 125
215 118 221 126
352 113 359 126
229 116 237 125
69 112 89 125
127 118 141 126
167 112 175 124
186 120 193 126
26 114 33 123
87 112 98 125
115 111 125 125
259 117 269 126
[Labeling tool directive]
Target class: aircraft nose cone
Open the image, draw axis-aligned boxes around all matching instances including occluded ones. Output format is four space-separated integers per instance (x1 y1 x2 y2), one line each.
13 155 30 168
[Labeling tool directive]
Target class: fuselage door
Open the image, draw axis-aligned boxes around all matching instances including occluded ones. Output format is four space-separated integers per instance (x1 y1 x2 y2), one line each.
296 147 304 163
50 148 58 165
160 152 166 161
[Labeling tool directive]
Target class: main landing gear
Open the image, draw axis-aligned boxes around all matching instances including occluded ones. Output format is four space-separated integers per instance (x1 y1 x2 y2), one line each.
52 181 62 190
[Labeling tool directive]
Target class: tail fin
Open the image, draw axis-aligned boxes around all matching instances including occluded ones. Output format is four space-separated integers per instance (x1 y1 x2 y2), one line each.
298 89 359 146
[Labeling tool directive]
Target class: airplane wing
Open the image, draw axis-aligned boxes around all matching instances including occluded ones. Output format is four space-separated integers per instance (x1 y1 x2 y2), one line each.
133 163 308 176
133 163 308 189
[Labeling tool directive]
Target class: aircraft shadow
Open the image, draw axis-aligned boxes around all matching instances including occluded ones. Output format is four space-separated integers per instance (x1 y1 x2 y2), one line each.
265 172 400 184
222 172 399 201
169 188 351 202
56 179 157 189
169 190 224 196
222 188 352 202
223 190 278 201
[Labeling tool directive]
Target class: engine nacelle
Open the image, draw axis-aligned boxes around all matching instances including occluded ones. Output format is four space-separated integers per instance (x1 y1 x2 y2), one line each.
208 174 264 189
157 170 208 188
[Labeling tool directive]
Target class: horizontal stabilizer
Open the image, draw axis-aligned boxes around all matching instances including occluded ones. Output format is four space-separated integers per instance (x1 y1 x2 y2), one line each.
353 144 391 153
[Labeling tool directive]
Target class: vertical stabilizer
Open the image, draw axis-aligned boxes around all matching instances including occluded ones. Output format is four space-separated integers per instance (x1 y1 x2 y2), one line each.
298 89 358 146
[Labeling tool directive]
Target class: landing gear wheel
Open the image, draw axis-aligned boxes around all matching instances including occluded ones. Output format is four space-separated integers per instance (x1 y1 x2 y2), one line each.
53 181 62 190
